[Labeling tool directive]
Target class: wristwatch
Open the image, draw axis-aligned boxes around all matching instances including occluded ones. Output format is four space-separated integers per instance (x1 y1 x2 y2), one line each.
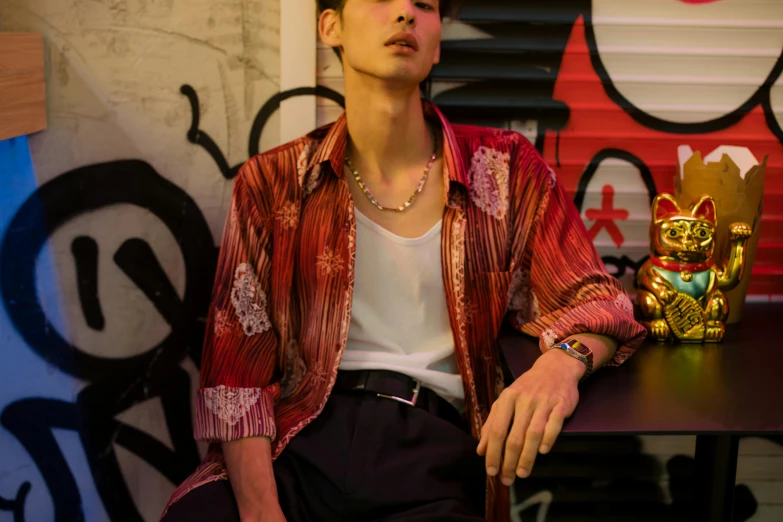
556 339 593 382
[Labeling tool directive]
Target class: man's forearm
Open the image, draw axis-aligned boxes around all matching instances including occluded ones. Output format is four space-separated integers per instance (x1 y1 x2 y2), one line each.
537 332 619 382
223 436 278 517
569 332 619 371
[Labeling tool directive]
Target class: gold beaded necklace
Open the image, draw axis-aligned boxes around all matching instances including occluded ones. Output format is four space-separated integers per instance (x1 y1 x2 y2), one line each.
345 127 438 213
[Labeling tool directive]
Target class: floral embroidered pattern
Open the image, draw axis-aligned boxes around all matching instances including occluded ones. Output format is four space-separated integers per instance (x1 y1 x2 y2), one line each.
229 199 240 227
615 293 634 316
507 269 530 311
541 328 559 350
449 213 482 437
213 309 231 338
277 216 356 455
316 246 344 276
468 146 511 220
203 386 261 425
230 263 272 336
536 188 550 224
276 202 300 230
507 269 541 325
297 143 323 196
297 142 314 187
531 292 541 318
547 167 557 188
304 164 322 196
463 299 479 326
309 362 329 385
280 340 307 399
517 292 541 326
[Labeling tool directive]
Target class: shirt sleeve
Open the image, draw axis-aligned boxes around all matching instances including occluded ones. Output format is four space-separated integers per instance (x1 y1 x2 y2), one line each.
195 157 281 442
506 142 647 366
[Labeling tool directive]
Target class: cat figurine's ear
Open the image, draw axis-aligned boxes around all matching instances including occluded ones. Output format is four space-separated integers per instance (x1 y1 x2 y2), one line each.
692 195 717 225
652 194 681 223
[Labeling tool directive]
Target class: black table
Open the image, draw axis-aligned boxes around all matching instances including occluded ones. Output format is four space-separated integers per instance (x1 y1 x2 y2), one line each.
498 303 783 522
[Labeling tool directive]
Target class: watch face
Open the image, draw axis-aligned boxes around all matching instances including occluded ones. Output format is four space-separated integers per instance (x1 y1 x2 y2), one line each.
570 341 592 358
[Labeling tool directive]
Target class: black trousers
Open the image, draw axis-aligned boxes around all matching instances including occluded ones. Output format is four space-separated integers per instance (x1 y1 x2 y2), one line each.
163 389 486 522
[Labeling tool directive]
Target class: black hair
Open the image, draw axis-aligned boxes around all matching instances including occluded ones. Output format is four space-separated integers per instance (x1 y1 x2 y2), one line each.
316 0 455 20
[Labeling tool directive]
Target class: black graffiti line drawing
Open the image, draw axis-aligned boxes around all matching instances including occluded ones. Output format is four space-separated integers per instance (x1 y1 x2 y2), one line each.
182 84 345 180
582 11 783 137
0 84 345 522
0 160 215 522
0 482 31 522
762 88 783 147
573 148 656 279
573 149 656 214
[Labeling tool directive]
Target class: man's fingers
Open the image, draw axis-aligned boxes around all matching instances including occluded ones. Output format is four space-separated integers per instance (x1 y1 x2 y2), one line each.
539 403 566 454
477 422 488 456
499 398 533 486
483 393 515 477
515 408 549 478
477 402 497 456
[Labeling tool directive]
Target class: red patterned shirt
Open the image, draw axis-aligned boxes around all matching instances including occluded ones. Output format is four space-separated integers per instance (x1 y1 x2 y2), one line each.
164 101 647 521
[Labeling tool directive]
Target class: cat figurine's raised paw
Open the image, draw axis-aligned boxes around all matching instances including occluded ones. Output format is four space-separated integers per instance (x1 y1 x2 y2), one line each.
636 194 751 343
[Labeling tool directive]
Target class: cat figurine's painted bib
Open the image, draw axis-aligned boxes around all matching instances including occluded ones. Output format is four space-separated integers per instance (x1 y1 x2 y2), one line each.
652 267 711 299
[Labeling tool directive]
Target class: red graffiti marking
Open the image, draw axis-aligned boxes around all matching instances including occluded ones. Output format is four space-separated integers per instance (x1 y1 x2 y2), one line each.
585 185 629 248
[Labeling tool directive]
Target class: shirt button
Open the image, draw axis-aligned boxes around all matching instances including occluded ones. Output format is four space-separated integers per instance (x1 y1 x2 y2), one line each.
343 222 350 231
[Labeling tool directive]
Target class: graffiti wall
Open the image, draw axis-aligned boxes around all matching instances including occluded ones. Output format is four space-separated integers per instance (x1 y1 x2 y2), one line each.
0 0 286 520
1 0 782 521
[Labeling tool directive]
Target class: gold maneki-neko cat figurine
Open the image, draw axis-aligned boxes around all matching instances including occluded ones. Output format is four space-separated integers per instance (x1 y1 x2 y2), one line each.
636 194 752 343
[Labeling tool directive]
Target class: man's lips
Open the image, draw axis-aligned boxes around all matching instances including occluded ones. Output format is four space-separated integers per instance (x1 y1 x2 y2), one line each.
384 32 419 51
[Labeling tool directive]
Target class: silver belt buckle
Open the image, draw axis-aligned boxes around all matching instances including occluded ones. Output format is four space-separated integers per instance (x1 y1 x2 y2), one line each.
378 379 421 407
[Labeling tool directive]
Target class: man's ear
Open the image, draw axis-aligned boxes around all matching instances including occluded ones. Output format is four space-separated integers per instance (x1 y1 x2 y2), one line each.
319 8 342 48
433 41 441 65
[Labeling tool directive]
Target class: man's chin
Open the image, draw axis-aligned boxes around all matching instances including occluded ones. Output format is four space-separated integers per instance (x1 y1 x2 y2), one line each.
376 68 431 88
350 64 431 88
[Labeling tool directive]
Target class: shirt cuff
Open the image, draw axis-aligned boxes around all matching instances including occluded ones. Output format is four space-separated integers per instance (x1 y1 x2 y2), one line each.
194 383 280 442
538 294 647 367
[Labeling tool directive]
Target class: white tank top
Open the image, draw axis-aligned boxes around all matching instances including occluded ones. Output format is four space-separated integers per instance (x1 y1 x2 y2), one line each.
339 207 465 411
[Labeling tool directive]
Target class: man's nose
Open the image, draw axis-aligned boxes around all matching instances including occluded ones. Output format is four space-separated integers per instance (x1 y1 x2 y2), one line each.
396 0 416 26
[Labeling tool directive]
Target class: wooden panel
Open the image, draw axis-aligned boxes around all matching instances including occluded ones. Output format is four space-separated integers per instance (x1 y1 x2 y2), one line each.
0 33 47 141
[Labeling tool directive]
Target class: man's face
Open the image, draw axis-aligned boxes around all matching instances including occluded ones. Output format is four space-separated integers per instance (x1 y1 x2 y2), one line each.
322 0 442 86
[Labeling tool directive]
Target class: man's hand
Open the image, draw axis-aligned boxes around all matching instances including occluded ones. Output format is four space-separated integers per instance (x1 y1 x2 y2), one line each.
237 490 287 522
477 347 583 486
240 500 287 522
223 437 288 522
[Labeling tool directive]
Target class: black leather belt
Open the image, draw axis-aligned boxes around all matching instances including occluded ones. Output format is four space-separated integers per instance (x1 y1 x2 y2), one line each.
334 369 467 431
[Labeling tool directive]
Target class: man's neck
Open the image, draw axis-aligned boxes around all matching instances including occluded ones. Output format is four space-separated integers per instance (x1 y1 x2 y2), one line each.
343 72 434 182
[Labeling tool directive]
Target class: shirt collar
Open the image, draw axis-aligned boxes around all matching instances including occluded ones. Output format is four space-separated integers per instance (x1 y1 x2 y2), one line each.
303 99 469 190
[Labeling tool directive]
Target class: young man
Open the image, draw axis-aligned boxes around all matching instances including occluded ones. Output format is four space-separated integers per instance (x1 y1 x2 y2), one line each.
161 1 646 521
